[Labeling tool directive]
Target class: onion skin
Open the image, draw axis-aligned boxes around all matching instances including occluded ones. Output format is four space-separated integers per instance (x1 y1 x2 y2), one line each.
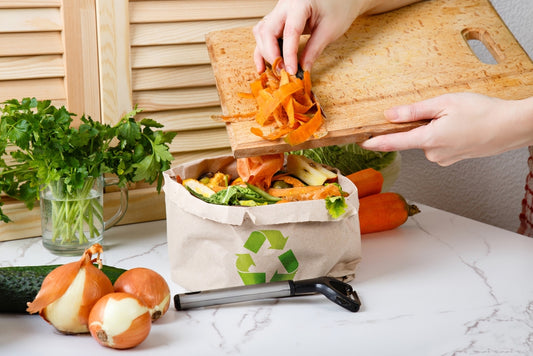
88 292 151 349
113 267 170 321
26 244 114 334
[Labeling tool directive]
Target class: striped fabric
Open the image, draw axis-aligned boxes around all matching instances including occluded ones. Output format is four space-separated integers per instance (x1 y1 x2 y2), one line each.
518 146 533 236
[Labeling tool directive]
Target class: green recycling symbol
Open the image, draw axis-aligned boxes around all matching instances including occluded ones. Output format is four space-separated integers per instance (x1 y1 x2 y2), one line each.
236 230 299 285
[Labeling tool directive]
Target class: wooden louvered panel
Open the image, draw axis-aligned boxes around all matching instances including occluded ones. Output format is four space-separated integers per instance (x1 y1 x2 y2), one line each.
62 0 100 122
168 128 230 153
172 148 232 166
132 65 215 91
0 55 64 80
129 0 276 22
132 86 220 111
0 32 63 56
0 78 65 102
147 107 223 131
0 0 103 241
0 0 60 8
130 19 260 46
131 44 210 68
0 8 61 32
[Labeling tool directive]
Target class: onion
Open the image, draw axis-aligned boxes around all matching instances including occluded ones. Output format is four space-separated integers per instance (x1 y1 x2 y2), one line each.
113 267 170 322
26 244 114 334
88 292 151 349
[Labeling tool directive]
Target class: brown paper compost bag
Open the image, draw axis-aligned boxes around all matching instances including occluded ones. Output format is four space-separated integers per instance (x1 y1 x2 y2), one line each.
163 155 361 291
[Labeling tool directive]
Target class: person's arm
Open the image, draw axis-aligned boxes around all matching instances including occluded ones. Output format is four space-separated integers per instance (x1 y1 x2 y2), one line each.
360 93 533 166
253 0 420 74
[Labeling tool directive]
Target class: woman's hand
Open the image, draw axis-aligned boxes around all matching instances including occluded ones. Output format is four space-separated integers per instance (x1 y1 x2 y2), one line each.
252 0 419 74
252 0 362 74
360 93 533 166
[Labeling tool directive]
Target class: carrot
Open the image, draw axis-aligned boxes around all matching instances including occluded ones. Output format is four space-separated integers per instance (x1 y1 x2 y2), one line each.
284 103 323 146
346 168 384 198
267 184 342 201
217 57 325 145
236 154 285 191
358 192 420 234
271 175 306 188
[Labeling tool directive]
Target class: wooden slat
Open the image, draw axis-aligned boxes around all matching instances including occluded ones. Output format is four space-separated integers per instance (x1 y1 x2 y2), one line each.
168 128 230 153
145 107 224 132
0 8 61 32
131 44 210 68
130 18 259 46
0 0 60 8
170 148 233 167
0 199 42 241
62 0 101 123
103 186 166 226
0 78 65 102
129 0 275 23
132 65 215 91
96 0 133 126
132 86 220 111
0 55 64 80
0 32 63 56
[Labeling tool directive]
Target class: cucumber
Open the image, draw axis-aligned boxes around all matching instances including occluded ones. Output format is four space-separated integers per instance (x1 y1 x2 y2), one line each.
0 264 127 314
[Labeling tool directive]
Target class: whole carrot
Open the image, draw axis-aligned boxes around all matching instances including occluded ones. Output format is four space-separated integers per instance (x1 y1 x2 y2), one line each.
358 192 420 234
346 168 384 198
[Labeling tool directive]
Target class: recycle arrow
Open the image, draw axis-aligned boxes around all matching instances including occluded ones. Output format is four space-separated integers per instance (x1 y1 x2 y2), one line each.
236 230 298 285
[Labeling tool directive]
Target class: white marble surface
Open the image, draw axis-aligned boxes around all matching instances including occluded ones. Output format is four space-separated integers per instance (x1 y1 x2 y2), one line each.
1 204 533 355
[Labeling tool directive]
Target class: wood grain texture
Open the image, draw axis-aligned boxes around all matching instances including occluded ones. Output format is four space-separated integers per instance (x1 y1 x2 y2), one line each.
132 64 215 91
96 0 133 125
206 0 533 158
0 78 65 102
0 8 61 32
0 0 60 8
0 54 64 80
131 44 211 68
129 0 275 23
130 18 259 46
0 32 62 56
62 0 101 123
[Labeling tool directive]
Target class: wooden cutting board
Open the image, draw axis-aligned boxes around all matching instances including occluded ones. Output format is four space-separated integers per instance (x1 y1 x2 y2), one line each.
206 0 533 158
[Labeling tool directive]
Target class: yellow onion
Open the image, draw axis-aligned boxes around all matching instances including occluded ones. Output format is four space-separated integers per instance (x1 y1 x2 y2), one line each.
113 267 170 322
88 292 151 349
26 244 114 334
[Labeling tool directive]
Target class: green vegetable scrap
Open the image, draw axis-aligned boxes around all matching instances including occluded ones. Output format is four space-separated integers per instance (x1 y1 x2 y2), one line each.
0 98 176 242
292 144 397 176
187 183 281 206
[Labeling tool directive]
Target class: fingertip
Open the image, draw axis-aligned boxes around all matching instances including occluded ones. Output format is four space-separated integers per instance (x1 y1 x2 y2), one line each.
253 48 266 73
384 108 399 121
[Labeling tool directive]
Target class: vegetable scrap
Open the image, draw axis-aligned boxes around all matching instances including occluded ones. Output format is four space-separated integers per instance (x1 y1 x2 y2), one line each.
218 58 326 146
181 154 348 219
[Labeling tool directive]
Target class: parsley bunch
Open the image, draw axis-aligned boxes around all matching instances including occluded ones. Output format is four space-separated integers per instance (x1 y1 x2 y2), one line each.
0 98 176 225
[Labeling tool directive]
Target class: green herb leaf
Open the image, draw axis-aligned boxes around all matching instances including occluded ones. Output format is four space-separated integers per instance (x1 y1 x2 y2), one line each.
325 195 347 219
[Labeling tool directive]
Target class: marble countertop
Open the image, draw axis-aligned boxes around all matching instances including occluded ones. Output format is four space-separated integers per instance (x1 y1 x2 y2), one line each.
1 203 533 356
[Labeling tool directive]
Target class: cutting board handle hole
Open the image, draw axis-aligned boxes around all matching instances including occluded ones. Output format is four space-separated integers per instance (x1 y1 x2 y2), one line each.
462 28 502 65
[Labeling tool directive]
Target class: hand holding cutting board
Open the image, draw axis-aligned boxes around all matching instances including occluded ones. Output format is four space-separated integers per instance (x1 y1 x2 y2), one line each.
360 93 533 166
252 0 533 166
206 0 533 159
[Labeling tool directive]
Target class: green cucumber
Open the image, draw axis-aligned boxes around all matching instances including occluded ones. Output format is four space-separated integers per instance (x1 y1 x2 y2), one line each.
0 264 127 314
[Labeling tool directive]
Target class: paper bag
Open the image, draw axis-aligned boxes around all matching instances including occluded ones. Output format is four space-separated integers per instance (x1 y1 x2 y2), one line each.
163 155 361 291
